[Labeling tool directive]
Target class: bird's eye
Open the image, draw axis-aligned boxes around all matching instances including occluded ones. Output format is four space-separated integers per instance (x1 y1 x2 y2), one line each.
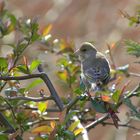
81 48 87 52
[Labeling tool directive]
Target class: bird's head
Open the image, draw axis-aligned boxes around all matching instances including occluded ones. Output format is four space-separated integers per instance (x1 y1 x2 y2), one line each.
75 42 97 61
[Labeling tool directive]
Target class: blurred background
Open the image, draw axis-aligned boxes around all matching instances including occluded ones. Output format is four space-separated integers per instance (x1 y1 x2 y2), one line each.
4 0 140 140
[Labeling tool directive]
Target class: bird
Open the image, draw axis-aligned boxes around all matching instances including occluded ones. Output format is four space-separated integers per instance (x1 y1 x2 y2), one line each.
75 42 110 91
75 43 120 128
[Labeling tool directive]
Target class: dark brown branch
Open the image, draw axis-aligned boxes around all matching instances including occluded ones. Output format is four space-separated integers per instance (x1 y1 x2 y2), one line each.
0 74 41 81
38 65 64 111
0 64 64 111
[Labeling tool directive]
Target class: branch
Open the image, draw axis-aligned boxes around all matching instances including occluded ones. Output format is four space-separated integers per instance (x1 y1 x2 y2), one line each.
129 72 140 77
0 64 64 111
102 122 140 131
0 74 41 81
38 65 64 111
85 83 140 131
0 112 22 140
6 96 52 102
85 114 110 131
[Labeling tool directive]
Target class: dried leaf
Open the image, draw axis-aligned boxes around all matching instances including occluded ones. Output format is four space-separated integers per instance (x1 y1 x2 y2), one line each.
31 125 53 134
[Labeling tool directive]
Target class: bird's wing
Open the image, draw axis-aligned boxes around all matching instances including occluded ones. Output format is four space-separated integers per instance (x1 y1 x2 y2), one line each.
84 63 110 84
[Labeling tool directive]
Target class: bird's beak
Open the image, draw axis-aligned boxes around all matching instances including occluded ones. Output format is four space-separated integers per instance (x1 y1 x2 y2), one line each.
74 49 80 55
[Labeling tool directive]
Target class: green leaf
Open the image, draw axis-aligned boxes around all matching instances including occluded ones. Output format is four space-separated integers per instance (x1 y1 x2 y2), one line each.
16 65 29 74
0 134 8 140
34 136 45 140
125 40 140 57
68 121 80 132
63 130 75 140
91 98 107 113
0 57 8 70
25 79 43 91
8 13 17 26
123 98 140 118
29 60 41 72
112 90 121 103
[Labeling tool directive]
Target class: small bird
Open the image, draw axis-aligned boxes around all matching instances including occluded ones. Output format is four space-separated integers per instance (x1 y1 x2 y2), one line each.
75 42 110 91
75 42 120 128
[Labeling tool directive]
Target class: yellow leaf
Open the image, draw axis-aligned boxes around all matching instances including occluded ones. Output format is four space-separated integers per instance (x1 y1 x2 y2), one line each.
50 121 56 129
57 71 68 81
42 24 52 36
74 128 83 136
68 121 80 132
38 101 48 113
31 125 53 134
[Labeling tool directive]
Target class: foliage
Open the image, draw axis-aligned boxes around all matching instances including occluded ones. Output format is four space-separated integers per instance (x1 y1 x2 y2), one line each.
0 2 140 140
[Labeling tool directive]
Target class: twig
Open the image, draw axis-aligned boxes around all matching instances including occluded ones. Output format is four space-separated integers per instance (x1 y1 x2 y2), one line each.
66 96 81 113
102 122 140 131
0 112 22 140
22 105 61 112
0 74 41 81
27 117 59 126
0 65 64 111
85 114 110 131
129 72 140 77
6 96 52 102
0 96 17 125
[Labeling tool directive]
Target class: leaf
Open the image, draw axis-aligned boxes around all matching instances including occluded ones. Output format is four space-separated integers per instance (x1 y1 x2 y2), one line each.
125 40 140 57
34 136 45 140
57 71 68 81
91 98 107 113
16 65 29 74
63 130 75 139
101 95 111 102
68 121 80 132
0 57 8 70
50 121 56 129
31 125 53 134
123 98 140 118
30 59 41 72
112 90 121 103
25 79 43 91
73 128 83 136
0 134 8 140
38 101 48 114
42 24 52 36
